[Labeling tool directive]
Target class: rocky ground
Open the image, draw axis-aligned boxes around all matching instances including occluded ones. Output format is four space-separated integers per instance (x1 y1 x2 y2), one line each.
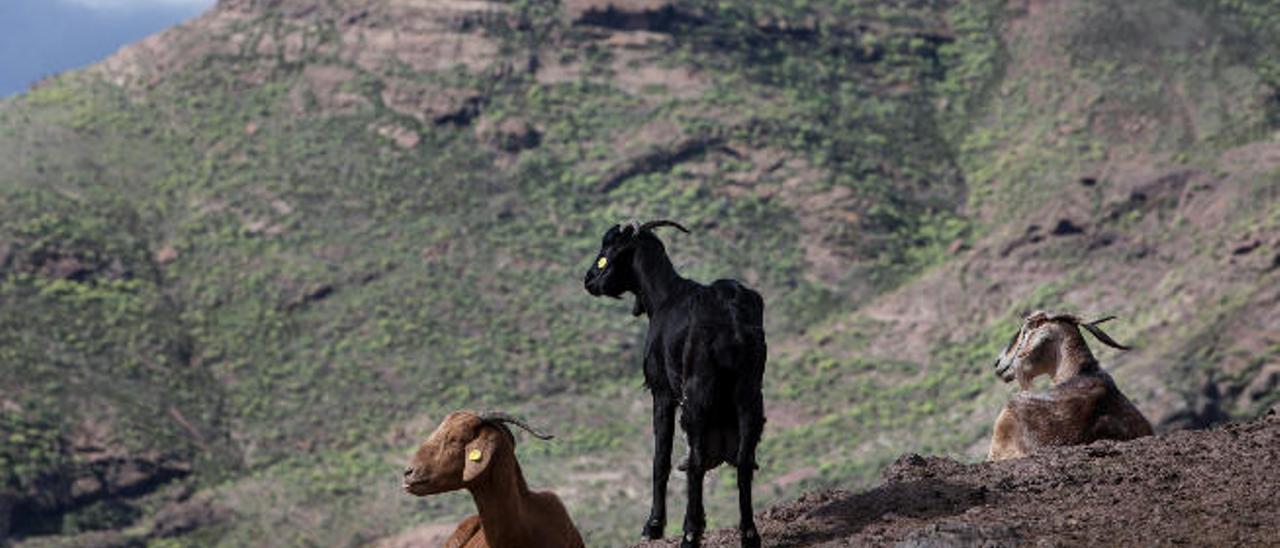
638 409 1280 547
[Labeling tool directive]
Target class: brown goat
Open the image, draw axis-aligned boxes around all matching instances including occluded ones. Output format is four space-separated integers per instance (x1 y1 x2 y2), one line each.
402 411 585 548
988 311 1153 461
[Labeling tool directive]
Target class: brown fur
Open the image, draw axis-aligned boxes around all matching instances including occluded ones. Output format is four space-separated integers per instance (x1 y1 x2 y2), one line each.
988 312 1153 461
403 411 585 548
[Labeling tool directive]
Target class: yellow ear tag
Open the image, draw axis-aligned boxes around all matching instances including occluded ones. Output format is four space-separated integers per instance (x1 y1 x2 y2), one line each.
596 256 608 269
468 449 482 462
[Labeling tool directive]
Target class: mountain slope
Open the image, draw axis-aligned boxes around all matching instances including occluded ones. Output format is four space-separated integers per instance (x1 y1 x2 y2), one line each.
1 0 1278 545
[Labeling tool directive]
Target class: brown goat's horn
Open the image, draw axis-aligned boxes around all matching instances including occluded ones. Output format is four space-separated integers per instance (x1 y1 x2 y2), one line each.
477 411 554 441
638 219 691 234
1080 320 1130 351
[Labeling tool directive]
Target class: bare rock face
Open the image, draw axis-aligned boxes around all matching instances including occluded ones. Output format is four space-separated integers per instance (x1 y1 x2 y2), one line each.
564 0 688 31
291 64 370 115
337 0 505 75
6 418 193 540
150 494 231 539
100 0 506 95
380 79 487 127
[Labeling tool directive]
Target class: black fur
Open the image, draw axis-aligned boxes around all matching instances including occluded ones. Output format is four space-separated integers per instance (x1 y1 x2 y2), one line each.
584 222 766 548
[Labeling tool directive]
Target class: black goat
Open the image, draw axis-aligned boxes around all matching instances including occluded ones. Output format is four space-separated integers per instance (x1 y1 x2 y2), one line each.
583 220 767 548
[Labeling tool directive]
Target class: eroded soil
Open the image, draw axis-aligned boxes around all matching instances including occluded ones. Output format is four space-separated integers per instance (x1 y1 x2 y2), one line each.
638 411 1280 547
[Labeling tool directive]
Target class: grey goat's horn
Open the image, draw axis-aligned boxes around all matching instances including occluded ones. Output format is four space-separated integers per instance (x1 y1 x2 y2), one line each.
1080 318 1130 351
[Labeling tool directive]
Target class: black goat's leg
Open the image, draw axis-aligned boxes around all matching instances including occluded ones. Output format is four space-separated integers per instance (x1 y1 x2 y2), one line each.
735 457 759 548
735 374 765 547
644 396 676 540
679 378 709 548
735 402 763 547
681 428 707 548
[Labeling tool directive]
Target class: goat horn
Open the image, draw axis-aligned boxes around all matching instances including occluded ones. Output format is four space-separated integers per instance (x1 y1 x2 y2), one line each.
1048 313 1082 324
1080 321 1131 351
1087 315 1118 326
638 220 691 234
477 411 554 441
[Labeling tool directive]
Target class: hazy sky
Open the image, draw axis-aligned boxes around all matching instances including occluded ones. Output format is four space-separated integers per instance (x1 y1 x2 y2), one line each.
0 0 216 97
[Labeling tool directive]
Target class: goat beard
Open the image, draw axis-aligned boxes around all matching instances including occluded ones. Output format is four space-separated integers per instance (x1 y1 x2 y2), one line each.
631 294 646 317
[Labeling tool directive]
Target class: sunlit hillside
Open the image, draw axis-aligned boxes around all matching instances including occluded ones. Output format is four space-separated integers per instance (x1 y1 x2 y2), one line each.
2 0 1278 545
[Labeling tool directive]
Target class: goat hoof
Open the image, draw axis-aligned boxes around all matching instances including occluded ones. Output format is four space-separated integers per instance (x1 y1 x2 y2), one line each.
641 519 664 540
740 527 761 548
680 532 702 548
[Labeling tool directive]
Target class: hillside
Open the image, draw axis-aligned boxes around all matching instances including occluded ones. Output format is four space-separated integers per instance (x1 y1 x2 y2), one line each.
1 0 1279 545
639 409 1280 547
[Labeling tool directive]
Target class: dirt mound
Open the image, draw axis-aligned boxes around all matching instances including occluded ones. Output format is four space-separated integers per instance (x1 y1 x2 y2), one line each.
637 411 1280 547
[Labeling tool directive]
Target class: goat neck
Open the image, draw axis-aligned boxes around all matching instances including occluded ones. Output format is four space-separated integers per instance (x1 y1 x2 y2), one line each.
1051 325 1101 385
467 444 535 546
631 236 689 318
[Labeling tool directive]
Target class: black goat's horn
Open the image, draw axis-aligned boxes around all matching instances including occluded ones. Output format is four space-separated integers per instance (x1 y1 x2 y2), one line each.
477 411 554 441
638 219 691 234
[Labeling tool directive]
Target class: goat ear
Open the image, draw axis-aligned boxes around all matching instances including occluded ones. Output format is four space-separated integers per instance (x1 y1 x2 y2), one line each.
461 427 499 484
1081 322 1131 351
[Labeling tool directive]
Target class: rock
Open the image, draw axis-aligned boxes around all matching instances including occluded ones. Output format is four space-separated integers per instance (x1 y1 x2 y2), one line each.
71 474 105 500
372 124 421 150
380 79 486 127
595 134 723 193
475 117 541 152
150 495 230 539
564 0 693 31
153 246 179 265
47 256 91 280
1051 219 1084 236
1231 239 1261 256
294 64 369 115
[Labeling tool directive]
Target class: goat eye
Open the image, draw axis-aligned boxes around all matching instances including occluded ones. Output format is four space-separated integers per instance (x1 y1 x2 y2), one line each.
596 256 608 269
